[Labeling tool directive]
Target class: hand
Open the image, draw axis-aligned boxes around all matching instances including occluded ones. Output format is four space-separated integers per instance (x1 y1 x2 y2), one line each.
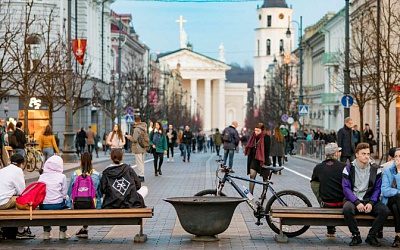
152 145 156 148
365 203 373 213
356 203 365 212
126 135 133 140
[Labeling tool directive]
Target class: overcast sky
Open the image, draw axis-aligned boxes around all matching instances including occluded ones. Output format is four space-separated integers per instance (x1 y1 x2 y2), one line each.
111 0 344 66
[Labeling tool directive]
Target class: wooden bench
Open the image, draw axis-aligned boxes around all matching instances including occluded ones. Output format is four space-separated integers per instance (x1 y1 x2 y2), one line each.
270 207 394 242
0 208 154 242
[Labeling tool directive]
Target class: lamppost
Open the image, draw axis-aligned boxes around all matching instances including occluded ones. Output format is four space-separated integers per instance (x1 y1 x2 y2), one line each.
63 0 78 162
116 17 123 126
344 0 351 119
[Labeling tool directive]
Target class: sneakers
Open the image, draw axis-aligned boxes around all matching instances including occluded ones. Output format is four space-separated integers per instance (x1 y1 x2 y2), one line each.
158 170 162 175
349 234 362 246
167 158 170 162
392 235 400 247
76 228 88 239
365 235 381 247
16 227 35 239
43 231 50 240
59 231 70 240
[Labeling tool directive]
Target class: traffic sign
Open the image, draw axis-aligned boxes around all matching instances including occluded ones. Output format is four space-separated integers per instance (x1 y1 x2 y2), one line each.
125 114 134 123
299 105 309 115
287 117 294 125
281 114 289 123
341 95 354 108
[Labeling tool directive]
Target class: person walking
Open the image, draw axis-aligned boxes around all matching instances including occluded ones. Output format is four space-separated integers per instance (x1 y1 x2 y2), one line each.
107 124 125 150
352 125 361 148
13 122 27 157
76 128 87 156
182 125 193 162
213 128 222 157
67 152 101 238
222 121 240 173
342 143 389 247
127 116 148 182
38 125 60 161
166 124 177 162
363 123 375 154
337 117 355 163
381 148 400 247
270 127 285 174
149 122 167 176
264 128 271 166
86 126 96 157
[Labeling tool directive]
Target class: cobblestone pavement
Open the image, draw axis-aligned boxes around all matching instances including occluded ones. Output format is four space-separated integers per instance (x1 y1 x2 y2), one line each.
1 150 395 249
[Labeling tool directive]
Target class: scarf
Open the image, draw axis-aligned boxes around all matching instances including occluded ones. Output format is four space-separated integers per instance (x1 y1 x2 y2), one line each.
245 132 265 166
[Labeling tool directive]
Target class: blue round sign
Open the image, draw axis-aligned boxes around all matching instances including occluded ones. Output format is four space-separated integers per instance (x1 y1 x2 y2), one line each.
341 95 354 108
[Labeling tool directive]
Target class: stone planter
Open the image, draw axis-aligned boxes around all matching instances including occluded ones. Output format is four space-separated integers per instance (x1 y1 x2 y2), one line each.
164 196 245 241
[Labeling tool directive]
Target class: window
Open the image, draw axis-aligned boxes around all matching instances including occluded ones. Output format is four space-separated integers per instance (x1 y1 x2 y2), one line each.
257 40 260 56
279 39 284 54
267 15 272 27
266 39 271 56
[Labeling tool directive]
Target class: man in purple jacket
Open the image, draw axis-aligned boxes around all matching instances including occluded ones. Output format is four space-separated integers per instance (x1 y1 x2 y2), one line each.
342 142 389 247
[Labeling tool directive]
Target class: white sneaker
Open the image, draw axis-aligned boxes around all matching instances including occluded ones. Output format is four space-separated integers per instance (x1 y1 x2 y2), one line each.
59 231 70 240
43 231 50 240
167 158 170 162
171 158 174 162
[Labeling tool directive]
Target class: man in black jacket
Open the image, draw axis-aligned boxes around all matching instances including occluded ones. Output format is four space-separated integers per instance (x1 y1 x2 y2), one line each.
182 125 193 162
337 117 355 163
222 121 240 172
13 122 27 157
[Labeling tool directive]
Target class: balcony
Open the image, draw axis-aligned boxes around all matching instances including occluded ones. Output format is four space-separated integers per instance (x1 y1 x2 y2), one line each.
322 93 340 105
322 52 341 66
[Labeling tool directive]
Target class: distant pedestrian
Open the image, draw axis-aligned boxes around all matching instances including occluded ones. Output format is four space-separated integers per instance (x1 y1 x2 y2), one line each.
86 126 96 156
166 124 177 162
222 121 240 173
38 125 59 161
127 116 148 182
363 123 375 154
264 128 271 166
102 132 108 155
107 124 125 150
13 122 27 157
149 122 168 176
213 128 222 157
352 125 361 148
182 126 193 162
270 127 285 174
208 134 214 153
76 128 87 155
337 117 355 163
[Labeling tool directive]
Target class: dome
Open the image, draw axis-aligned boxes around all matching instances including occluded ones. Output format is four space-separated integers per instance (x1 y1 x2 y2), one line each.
261 0 288 8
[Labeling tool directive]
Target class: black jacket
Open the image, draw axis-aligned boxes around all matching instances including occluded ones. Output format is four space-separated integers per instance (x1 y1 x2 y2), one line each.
100 163 145 209
182 130 193 145
14 129 27 149
337 126 354 157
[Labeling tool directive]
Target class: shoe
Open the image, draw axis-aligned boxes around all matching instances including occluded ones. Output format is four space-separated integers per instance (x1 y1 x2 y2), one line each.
326 233 335 238
76 228 88 239
349 234 362 246
16 228 35 239
392 235 400 247
59 231 69 240
377 231 383 239
43 231 50 240
155 172 158 176
171 158 174 162
158 170 162 175
167 158 170 162
183 159 186 162
138 176 145 182
365 235 381 247
278 171 282 175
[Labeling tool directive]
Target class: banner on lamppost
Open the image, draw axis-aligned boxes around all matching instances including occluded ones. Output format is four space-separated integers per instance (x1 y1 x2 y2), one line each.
72 39 87 65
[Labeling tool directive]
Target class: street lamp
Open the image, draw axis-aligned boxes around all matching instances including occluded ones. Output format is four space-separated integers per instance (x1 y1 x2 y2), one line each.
285 16 303 107
344 0 351 119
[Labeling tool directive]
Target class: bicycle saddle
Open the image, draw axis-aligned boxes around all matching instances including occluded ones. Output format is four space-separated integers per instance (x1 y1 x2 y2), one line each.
263 166 284 173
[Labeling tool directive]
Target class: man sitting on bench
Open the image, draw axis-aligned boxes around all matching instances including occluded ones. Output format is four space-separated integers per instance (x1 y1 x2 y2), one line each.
311 143 345 237
342 143 389 247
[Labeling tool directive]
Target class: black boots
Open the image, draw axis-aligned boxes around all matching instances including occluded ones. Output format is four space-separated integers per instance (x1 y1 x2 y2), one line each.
365 235 381 247
392 235 400 247
349 234 362 246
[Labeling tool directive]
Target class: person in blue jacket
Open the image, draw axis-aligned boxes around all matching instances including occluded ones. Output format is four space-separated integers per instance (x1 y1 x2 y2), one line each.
342 143 389 247
381 147 400 247
67 152 102 238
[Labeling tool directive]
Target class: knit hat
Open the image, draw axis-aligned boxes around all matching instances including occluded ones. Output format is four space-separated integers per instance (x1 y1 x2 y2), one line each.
325 143 342 155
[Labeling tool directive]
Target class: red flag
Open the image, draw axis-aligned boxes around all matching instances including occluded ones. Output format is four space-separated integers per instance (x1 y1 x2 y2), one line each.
72 39 87 65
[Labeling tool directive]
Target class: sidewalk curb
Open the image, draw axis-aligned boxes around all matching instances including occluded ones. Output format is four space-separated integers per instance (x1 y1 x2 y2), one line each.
291 155 321 164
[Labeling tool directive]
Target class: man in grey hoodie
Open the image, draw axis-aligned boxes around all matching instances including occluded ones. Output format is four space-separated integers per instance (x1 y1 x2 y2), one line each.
128 116 148 182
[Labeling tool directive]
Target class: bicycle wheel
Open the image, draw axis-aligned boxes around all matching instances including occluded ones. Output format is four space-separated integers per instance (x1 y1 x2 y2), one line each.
25 151 37 172
265 190 312 237
194 189 226 197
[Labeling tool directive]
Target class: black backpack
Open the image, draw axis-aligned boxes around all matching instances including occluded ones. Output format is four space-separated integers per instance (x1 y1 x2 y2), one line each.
223 131 232 143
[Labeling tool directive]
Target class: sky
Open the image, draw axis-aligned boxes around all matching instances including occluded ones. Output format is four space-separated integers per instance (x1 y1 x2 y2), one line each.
111 0 345 66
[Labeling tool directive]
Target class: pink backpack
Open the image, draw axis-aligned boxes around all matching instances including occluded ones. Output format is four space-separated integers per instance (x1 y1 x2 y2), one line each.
71 174 96 209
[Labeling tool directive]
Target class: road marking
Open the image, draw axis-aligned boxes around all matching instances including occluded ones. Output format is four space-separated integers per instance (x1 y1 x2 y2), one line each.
283 166 311 181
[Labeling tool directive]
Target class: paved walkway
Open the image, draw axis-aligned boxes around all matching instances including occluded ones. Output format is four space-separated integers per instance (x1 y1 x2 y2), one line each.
2 151 395 249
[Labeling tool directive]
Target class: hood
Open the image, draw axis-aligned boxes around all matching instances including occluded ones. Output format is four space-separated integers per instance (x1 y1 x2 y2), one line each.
43 155 64 173
134 122 147 132
104 163 130 179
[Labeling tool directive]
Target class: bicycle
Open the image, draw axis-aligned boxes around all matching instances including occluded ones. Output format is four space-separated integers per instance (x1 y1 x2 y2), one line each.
194 158 312 237
24 142 44 172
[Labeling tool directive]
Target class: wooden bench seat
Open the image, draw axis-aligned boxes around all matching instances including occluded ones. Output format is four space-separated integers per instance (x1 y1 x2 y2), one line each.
0 208 154 242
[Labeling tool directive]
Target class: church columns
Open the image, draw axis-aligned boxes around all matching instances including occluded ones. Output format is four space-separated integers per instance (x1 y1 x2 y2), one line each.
190 79 197 117
218 78 225 129
204 79 212 131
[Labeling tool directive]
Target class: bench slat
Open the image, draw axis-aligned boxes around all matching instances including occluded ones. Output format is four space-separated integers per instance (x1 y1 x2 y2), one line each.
0 208 153 216
271 207 343 214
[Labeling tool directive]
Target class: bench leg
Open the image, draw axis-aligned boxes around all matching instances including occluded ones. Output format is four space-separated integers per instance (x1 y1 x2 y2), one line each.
274 218 288 243
134 218 148 243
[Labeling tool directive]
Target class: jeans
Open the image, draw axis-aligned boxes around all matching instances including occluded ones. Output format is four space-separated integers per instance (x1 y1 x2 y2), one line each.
167 143 174 158
183 144 191 161
223 149 235 169
343 201 389 236
14 148 25 158
215 145 221 156
153 152 164 172
40 201 67 232
42 147 54 162
388 194 400 232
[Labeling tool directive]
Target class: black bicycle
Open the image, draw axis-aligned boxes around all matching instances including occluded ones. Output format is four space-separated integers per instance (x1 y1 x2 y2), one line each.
195 158 312 237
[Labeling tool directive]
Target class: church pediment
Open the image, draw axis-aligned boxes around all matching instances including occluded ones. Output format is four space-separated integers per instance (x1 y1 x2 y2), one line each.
158 49 231 72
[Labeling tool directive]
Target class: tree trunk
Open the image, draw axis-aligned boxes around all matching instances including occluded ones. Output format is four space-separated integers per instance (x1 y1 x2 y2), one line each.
48 102 54 128
385 105 390 152
23 97 29 136
359 105 364 143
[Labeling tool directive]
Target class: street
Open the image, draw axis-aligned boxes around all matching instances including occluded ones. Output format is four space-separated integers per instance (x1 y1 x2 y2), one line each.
0 150 396 249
